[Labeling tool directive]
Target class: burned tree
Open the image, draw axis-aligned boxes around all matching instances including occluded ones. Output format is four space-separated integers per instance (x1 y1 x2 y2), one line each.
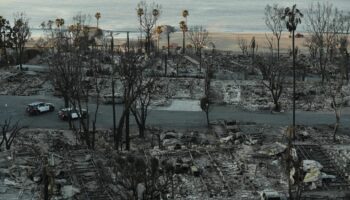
201 61 213 126
42 19 78 108
188 26 209 72
339 37 350 83
116 53 147 150
304 34 318 61
305 3 350 83
88 45 105 149
136 1 161 55
111 154 176 199
256 56 286 112
10 13 31 70
0 118 22 151
43 13 95 108
264 4 284 60
323 75 349 142
188 26 209 55
68 13 97 51
0 16 12 67
237 37 248 55
68 18 105 149
42 14 103 149
131 58 161 138
116 54 138 150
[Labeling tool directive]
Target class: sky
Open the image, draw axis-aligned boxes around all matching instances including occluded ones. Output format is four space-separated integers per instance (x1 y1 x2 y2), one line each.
1 0 349 33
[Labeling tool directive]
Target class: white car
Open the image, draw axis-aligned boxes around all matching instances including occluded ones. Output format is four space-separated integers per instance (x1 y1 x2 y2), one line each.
26 102 55 115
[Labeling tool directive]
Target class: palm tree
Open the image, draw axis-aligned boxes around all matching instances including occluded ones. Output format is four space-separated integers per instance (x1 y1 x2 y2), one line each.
152 8 160 52
137 7 144 51
182 10 189 24
282 4 303 136
95 12 101 29
155 25 163 53
55 18 64 28
181 10 189 54
162 25 175 56
179 20 188 54
136 2 161 55
162 25 175 76
282 5 303 200
153 9 160 18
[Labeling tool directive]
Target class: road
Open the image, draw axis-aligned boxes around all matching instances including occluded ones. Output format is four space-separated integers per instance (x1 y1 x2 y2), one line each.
0 95 349 130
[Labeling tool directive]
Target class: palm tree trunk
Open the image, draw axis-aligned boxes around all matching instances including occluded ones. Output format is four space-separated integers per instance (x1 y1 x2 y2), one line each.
125 108 130 151
199 49 202 73
333 122 339 142
334 110 340 142
320 48 325 83
43 166 49 200
289 29 296 200
157 36 160 54
112 79 117 150
167 32 170 56
64 95 69 108
277 38 280 60
292 29 296 136
127 32 130 53
182 31 185 54
92 121 96 150
206 109 209 126
346 52 349 83
117 112 125 151
140 107 146 138
164 54 167 76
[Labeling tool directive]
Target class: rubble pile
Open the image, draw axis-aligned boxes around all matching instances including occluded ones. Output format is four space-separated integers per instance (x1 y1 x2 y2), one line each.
300 126 350 144
146 122 289 199
0 129 116 200
1 120 350 200
0 145 42 199
326 146 350 182
290 126 350 198
2 56 349 113
165 78 204 99
0 70 51 96
239 81 271 111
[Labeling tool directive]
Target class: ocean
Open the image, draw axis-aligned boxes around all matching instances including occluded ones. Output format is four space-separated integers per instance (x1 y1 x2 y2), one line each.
1 0 350 37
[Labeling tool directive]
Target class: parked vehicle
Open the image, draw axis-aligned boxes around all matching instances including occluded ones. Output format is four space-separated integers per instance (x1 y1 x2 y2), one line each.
58 107 88 120
26 102 55 115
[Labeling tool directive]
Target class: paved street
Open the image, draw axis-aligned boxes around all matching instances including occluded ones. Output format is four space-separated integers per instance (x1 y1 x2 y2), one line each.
0 95 349 130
